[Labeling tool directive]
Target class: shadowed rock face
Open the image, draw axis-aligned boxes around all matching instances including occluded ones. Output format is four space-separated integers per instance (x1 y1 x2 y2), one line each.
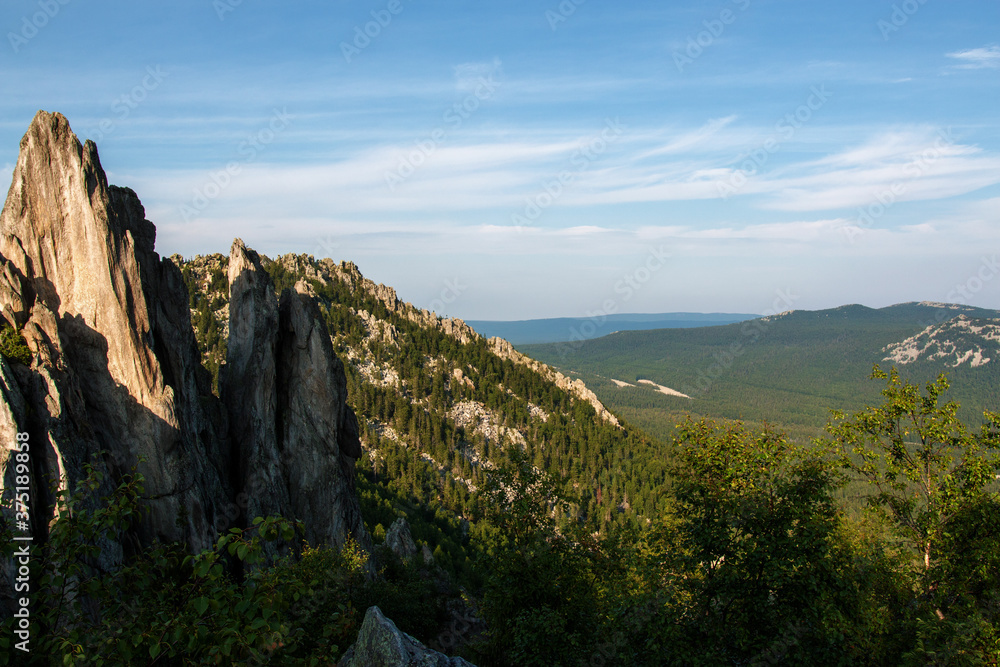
0 112 371 597
0 111 228 562
385 517 419 562
222 239 285 531
338 606 477 667
224 240 372 558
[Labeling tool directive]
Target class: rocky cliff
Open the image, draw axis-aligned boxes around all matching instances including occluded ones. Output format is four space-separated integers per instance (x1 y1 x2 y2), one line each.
190 251 620 427
0 112 372 600
0 111 228 565
223 240 371 557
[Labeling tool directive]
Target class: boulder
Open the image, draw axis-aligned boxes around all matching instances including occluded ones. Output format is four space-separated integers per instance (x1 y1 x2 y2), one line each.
338 606 476 667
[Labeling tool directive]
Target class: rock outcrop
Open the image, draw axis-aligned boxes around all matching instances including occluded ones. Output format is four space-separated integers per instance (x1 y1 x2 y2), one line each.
269 254 619 425
338 606 476 667
169 250 619 429
487 337 621 427
384 516 418 562
883 314 1000 368
0 111 228 564
0 112 373 605
223 240 372 558
221 239 285 532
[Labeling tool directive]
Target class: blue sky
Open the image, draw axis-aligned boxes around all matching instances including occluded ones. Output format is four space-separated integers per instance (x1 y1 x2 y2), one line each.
1 0 999 319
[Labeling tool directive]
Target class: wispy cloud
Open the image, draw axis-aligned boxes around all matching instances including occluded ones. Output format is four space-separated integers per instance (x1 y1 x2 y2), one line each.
946 45 1000 69
634 115 738 159
453 57 504 91
716 129 1000 212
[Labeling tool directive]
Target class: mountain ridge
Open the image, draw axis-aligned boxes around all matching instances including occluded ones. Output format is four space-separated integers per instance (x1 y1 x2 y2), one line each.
521 301 1000 440
466 312 757 344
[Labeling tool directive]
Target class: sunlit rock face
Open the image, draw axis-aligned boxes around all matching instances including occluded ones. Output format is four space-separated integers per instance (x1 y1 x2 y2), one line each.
0 111 229 564
0 113 372 592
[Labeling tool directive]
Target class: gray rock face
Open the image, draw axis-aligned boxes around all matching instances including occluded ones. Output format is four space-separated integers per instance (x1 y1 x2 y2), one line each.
221 239 286 531
0 112 373 605
277 280 370 551
0 111 228 562
385 516 419 562
223 242 372 558
338 606 477 667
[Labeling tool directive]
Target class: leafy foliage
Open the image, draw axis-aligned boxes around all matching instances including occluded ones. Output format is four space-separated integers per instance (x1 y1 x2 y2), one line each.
0 323 31 365
0 461 446 665
632 418 891 664
828 365 1000 572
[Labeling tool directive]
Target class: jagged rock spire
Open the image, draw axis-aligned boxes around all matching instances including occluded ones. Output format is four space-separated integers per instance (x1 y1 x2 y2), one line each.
224 239 372 559
0 111 229 561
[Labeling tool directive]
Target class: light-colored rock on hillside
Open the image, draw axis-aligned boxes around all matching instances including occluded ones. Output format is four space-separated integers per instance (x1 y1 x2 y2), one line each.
883 315 1000 368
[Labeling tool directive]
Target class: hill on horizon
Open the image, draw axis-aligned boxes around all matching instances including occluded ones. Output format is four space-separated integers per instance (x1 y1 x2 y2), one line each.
466 312 757 345
520 301 1000 441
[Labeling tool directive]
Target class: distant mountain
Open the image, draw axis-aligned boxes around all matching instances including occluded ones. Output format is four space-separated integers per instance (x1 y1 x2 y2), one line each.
520 302 1000 441
466 312 757 345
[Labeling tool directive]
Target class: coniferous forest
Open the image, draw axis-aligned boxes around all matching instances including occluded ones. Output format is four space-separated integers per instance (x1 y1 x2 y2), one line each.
3 253 997 665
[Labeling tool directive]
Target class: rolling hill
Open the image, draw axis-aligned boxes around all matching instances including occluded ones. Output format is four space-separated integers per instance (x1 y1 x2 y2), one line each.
520 302 1000 441
465 312 757 344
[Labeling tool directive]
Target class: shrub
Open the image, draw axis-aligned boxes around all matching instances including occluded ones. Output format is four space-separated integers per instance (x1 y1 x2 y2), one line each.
0 323 31 365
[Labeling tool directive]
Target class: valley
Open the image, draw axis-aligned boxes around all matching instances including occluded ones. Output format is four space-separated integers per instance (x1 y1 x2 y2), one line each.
521 302 1000 442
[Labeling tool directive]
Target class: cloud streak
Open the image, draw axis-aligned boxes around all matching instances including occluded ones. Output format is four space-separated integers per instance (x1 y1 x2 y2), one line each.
946 45 1000 69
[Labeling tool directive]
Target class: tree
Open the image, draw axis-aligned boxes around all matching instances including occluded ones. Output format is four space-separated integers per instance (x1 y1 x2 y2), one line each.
826 365 1000 572
473 446 609 666
635 417 884 665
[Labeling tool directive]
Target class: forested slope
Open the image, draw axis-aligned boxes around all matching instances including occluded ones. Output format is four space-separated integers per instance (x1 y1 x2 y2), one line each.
523 303 1000 440
178 253 671 566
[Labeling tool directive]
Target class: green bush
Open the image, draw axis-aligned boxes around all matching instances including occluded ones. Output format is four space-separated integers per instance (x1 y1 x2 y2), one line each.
0 462 364 666
0 323 31 365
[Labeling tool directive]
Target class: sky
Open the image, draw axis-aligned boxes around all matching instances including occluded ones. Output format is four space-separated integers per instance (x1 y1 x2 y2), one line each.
1 0 999 320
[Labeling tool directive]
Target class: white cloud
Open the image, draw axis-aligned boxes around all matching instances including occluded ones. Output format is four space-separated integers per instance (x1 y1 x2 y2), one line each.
735 130 1000 212
946 45 1000 69
634 115 738 159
